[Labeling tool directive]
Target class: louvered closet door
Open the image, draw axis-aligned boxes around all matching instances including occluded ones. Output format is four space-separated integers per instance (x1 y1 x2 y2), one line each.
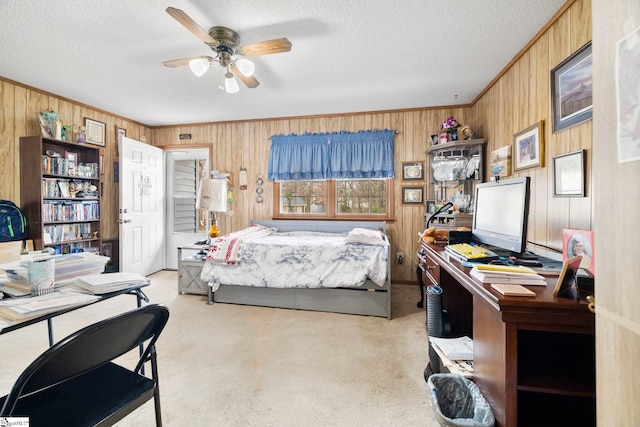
165 149 209 269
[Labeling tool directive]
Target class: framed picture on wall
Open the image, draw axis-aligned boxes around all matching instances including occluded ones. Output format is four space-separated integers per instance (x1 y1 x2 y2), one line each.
553 150 585 197
551 41 593 133
401 161 425 180
402 186 424 205
84 118 106 146
513 121 544 171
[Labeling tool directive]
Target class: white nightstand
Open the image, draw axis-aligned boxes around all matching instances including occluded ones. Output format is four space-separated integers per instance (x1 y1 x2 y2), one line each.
177 245 209 296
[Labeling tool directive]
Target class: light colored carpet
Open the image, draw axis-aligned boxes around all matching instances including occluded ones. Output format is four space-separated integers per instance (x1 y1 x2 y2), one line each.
0 271 440 426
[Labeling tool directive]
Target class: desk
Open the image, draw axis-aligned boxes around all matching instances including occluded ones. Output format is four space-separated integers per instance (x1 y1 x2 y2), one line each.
0 284 149 346
418 242 595 427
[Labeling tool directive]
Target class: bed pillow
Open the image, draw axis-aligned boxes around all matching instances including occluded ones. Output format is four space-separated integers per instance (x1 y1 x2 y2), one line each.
344 228 388 246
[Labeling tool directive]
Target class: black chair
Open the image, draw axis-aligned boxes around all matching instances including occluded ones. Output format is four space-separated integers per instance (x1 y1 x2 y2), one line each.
0 304 170 426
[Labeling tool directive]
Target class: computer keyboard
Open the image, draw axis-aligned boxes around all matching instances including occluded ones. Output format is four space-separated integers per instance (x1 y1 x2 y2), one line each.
445 243 499 262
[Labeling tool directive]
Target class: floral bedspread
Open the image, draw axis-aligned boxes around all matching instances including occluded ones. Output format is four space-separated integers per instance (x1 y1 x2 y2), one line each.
200 231 389 291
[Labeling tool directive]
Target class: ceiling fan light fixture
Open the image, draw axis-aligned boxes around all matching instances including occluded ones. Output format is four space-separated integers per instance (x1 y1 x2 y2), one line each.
189 57 210 77
235 58 255 77
224 72 240 93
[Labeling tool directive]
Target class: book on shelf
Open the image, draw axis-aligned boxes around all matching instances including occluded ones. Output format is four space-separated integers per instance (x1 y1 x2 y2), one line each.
74 272 148 294
490 283 536 297
429 336 473 361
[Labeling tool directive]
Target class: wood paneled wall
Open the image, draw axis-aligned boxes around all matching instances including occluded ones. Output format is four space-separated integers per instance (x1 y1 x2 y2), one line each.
150 108 469 283
0 0 592 284
0 78 152 241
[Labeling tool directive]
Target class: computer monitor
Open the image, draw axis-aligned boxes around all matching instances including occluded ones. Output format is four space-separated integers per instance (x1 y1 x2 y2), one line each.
472 176 531 255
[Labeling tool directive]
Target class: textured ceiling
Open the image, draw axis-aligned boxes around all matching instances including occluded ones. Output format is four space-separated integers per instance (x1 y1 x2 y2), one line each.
0 1 566 126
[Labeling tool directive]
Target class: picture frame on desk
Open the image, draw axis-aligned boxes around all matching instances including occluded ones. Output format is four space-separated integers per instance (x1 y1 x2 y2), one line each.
563 228 595 276
426 199 436 214
553 256 583 299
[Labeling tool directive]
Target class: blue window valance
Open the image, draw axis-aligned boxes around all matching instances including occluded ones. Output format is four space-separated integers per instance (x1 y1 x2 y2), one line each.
268 129 395 181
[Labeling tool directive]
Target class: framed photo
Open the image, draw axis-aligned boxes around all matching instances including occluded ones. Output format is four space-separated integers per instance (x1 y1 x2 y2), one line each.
562 228 595 276
84 118 106 146
490 145 511 180
551 41 593 133
65 151 77 174
402 186 424 205
513 120 544 171
553 256 582 300
116 126 126 156
425 199 436 214
553 150 585 197
401 161 425 181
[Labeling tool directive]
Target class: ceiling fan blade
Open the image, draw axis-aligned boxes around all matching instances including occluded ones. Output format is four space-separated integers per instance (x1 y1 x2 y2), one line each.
166 7 219 47
237 38 292 56
163 56 213 68
230 64 260 88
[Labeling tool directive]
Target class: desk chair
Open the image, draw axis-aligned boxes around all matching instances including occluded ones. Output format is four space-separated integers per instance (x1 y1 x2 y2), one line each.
0 304 170 426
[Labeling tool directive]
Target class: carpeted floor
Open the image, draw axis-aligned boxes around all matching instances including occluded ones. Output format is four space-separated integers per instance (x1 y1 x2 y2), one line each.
0 271 440 426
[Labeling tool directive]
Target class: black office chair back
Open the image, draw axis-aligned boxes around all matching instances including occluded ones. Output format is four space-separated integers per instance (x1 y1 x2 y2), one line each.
1 303 170 416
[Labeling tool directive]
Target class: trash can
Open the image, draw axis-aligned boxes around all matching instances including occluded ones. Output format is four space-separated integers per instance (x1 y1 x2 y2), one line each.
427 373 495 427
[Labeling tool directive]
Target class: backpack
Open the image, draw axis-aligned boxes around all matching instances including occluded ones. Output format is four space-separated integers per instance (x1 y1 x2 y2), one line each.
0 200 28 242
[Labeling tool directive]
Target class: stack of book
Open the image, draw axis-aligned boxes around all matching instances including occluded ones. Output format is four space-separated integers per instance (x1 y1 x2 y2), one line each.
74 272 148 294
470 264 547 296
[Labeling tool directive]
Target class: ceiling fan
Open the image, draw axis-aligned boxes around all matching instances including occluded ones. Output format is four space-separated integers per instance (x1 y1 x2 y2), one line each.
163 7 292 93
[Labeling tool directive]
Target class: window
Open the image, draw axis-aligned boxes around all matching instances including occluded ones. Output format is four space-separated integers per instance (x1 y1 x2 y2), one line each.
275 178 391 219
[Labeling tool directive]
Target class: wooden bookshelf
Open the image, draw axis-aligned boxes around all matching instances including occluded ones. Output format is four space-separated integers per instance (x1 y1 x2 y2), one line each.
20 136 102 255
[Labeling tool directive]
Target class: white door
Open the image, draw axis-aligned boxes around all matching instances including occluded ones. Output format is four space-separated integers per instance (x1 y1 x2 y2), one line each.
164 149 209 269
119 137 165 276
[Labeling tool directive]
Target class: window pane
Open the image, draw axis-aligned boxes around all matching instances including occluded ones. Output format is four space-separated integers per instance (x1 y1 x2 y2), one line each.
336 179 387 215
279 181 327 214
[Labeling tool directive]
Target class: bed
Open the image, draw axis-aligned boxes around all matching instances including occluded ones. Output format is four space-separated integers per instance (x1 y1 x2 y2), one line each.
201 220 391 319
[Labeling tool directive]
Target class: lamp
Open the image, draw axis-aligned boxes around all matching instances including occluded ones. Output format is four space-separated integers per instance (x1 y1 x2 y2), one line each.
224 71 240 93
188 57 211 77
235 58 255 77
196 178 228 240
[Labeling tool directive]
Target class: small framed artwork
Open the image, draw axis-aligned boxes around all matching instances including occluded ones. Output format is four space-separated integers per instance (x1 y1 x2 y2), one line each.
551 41 593 133
401 161 425 181
553 150 585 197
562 228 595 276
65 151 77 175
426 199 436 214
490 145 511 180
402 186 424 205
85 118 106 146
116 126 126 156
553 256 582 300
513 120 544 171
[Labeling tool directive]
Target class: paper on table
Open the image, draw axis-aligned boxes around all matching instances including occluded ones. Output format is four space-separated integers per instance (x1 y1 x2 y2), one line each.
0 290 100 322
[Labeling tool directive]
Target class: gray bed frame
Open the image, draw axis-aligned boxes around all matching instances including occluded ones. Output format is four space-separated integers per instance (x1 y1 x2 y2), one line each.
207 220 391 319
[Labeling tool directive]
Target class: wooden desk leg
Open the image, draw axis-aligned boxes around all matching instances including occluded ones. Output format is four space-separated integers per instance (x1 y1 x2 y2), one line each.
416 265 425 308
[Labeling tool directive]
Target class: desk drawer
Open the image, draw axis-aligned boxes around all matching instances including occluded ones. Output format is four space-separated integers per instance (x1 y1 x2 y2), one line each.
418 249 440 286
